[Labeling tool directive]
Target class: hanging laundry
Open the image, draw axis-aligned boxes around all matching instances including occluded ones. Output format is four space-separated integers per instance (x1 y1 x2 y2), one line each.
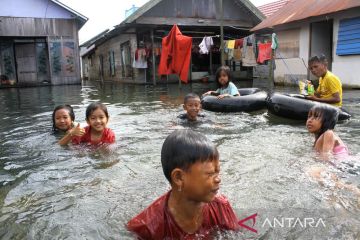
271 33 279 50
199 37 214 54
227 49 234 60
227 40 235 49
257 42 272 64
133 48 148 68
235 39 244 49
158 25 192 83
223 40 229 53
233 48 242 61
242 46 257 67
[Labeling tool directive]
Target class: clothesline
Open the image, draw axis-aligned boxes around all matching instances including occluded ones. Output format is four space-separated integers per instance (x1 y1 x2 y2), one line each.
155 35 237 40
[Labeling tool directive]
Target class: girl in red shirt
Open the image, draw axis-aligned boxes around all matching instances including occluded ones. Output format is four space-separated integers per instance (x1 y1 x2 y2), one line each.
58 102 115 146
72 102 115 145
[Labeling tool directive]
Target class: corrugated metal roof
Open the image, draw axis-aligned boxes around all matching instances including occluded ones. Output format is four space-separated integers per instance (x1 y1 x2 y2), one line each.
252 0 360 31
258 0 290 18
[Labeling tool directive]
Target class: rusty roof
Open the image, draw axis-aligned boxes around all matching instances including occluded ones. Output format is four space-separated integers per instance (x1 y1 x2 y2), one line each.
252 0 360 31
258 0 290 18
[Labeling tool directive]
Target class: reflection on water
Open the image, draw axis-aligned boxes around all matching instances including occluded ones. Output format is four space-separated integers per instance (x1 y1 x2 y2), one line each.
0 82 359 239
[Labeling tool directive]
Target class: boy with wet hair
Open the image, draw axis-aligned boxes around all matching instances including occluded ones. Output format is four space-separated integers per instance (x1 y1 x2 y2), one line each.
178 93 205 122
127 129 239 239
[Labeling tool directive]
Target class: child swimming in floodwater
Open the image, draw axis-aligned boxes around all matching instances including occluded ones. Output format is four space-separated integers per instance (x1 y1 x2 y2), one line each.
306 106 360 203
127 129 239 239
60 103 115 145
178 93 205 122
73 102 115 145
203 66 240 99
52 105 85 145
306 105 348 159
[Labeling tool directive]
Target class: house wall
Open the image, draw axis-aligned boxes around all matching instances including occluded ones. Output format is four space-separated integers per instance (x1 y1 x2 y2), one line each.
85 30 143 83
271 7 360 88
273 23 309 85
0 17 81 85
142 0 260 26
332 8 360 88
0 0 76 19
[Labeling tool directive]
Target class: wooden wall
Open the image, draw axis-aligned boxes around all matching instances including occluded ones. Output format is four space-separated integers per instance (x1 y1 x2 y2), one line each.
0 17 81 85
84 31 144 83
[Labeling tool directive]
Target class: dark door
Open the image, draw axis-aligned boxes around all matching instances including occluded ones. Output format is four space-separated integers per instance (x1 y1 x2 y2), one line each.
310 20 333 72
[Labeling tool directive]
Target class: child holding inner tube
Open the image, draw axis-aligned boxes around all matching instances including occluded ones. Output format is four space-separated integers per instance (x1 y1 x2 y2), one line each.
178 93 205 122
203 66 240 99
127 129 240 239
305 55 343 107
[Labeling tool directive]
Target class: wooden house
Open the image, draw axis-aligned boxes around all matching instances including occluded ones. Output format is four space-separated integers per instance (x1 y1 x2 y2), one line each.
81 0 264 84
0 0 87 87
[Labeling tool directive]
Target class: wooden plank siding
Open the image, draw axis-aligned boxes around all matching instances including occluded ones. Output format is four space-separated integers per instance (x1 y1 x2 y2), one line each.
0 17 81 85
85 32 141 83
0 17 75 37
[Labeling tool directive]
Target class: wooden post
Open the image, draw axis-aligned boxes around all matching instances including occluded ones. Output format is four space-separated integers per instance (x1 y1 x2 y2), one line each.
151 29 156 85
190 52 193 83
210 46 213 75
269 50 274 88
219 0 225 66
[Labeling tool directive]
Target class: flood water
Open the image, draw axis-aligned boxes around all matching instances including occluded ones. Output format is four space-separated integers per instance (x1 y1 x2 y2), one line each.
0 81 359 239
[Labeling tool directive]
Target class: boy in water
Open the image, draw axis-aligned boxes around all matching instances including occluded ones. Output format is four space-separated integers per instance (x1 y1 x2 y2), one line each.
127 130 239 239
178 93 205 122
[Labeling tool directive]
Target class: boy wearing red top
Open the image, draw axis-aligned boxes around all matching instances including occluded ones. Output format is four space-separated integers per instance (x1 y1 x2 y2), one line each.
127 130 239 239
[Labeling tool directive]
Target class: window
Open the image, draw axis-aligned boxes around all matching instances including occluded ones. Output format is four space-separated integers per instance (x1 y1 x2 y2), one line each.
109 51 115 76
336 17 360 56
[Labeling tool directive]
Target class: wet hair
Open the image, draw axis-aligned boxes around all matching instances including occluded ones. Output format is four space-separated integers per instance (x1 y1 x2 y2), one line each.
184 93 200 104
52 105 75 131
308 54 328 66
215 66 231 88
161 129 219 183
86 102 109 120
308 105 339 141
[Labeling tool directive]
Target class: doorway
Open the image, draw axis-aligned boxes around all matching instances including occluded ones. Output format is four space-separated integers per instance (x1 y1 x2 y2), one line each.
310 20 333 75
15 42 37 84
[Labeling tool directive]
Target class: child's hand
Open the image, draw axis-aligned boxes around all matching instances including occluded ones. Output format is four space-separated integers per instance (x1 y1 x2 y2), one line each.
69 123 85 137
217 94 228 99
202 91 212 96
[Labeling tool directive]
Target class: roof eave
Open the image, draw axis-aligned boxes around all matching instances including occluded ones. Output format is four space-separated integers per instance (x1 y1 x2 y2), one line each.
51 0 88 28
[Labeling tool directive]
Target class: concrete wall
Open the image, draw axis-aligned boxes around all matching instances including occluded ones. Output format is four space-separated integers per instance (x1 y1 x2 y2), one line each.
84 29 145 83
271 8 360 88
273 24 309 85
332 8 360 88
0 0 75 19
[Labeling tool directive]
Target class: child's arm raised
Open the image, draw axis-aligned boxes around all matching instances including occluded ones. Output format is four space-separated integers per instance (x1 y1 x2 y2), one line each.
58 123 85 146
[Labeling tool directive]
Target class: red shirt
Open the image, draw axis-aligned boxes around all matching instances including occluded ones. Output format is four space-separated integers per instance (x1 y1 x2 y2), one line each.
158 25 192 83
257 42 272 63
72 126 115 145
127 191 239 239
